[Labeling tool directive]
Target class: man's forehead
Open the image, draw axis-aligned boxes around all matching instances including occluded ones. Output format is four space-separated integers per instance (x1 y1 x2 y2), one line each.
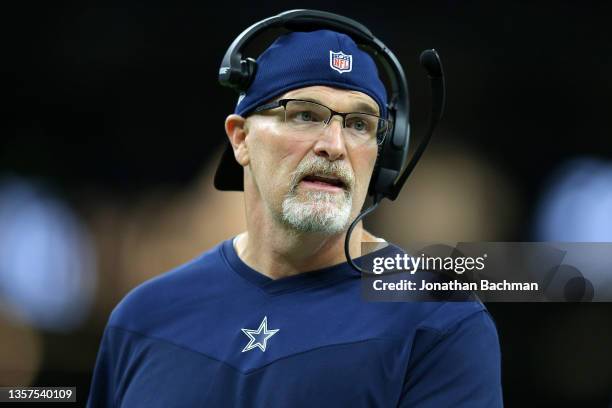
281 86 380 115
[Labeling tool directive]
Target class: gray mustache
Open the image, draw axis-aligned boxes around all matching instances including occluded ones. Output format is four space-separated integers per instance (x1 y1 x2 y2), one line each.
289 157 354 191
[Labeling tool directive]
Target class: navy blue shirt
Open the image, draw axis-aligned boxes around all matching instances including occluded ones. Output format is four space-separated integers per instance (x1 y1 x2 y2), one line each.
87 239 503 407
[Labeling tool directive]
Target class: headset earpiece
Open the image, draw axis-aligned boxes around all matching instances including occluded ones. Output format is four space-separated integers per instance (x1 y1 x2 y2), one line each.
219 57 257 92
237 57 258 91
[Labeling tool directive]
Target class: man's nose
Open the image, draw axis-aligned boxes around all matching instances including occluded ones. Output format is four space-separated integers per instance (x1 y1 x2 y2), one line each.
313 117 347 161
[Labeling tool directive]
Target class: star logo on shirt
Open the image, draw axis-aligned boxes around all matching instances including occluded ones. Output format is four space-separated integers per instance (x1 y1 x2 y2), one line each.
241 316 279 353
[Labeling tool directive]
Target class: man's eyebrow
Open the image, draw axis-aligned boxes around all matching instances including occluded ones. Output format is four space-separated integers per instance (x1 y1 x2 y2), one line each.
288 96 380 115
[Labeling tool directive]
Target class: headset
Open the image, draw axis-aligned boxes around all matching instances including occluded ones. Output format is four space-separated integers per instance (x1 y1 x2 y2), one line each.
218 9 446 273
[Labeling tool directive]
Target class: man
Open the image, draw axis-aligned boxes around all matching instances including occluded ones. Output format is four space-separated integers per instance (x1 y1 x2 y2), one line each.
88 28 503 407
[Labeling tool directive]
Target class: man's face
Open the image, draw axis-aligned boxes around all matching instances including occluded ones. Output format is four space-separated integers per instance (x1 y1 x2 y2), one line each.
241 85 381 234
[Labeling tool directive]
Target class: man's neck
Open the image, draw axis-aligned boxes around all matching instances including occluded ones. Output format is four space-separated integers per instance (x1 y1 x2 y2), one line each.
234 222 382 280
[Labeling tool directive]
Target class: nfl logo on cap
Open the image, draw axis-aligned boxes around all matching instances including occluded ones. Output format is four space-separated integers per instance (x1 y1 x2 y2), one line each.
329 50 352 73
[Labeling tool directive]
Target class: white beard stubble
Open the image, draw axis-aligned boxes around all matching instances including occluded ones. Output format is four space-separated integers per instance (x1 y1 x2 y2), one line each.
280 156 354 234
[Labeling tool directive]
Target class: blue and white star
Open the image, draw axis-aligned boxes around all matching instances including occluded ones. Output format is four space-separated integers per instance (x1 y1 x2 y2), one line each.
241 316 279 353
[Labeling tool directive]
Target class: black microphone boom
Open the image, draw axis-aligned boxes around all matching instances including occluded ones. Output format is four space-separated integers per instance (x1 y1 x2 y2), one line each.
343 49 446 274
388 49 446 201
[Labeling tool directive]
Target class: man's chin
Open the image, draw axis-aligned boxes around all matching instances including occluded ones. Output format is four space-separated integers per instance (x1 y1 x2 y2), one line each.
281 194 352 234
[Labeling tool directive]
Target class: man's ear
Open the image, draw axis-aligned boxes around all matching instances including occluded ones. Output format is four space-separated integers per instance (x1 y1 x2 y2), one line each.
225 114 250 167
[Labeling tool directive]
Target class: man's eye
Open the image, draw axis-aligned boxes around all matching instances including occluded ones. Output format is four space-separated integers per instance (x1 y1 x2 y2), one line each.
297 111 315 121
349 119 369 132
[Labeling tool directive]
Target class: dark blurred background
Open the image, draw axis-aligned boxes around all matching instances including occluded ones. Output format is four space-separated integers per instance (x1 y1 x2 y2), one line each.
2 1 612 407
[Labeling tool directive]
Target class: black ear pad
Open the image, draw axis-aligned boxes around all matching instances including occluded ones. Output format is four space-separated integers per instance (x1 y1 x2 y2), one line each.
238 58 258 91
367 103 410 198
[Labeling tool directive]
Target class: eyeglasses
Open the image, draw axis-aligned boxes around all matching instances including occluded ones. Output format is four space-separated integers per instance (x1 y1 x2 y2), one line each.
252 99 391 146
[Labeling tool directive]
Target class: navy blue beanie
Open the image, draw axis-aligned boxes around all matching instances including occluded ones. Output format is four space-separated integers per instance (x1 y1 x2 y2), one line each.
235 30 388 118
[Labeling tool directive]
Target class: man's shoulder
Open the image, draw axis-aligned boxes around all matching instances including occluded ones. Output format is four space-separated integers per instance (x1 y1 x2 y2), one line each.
383 297 490 339
414 300 492 334
107 240 230 332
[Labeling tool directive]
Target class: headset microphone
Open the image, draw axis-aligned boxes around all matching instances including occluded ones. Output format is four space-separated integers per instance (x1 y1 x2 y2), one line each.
345 48 446 274
388 49 446 201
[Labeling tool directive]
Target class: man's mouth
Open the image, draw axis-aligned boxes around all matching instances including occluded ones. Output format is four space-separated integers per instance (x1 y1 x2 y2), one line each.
299 174 347 192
